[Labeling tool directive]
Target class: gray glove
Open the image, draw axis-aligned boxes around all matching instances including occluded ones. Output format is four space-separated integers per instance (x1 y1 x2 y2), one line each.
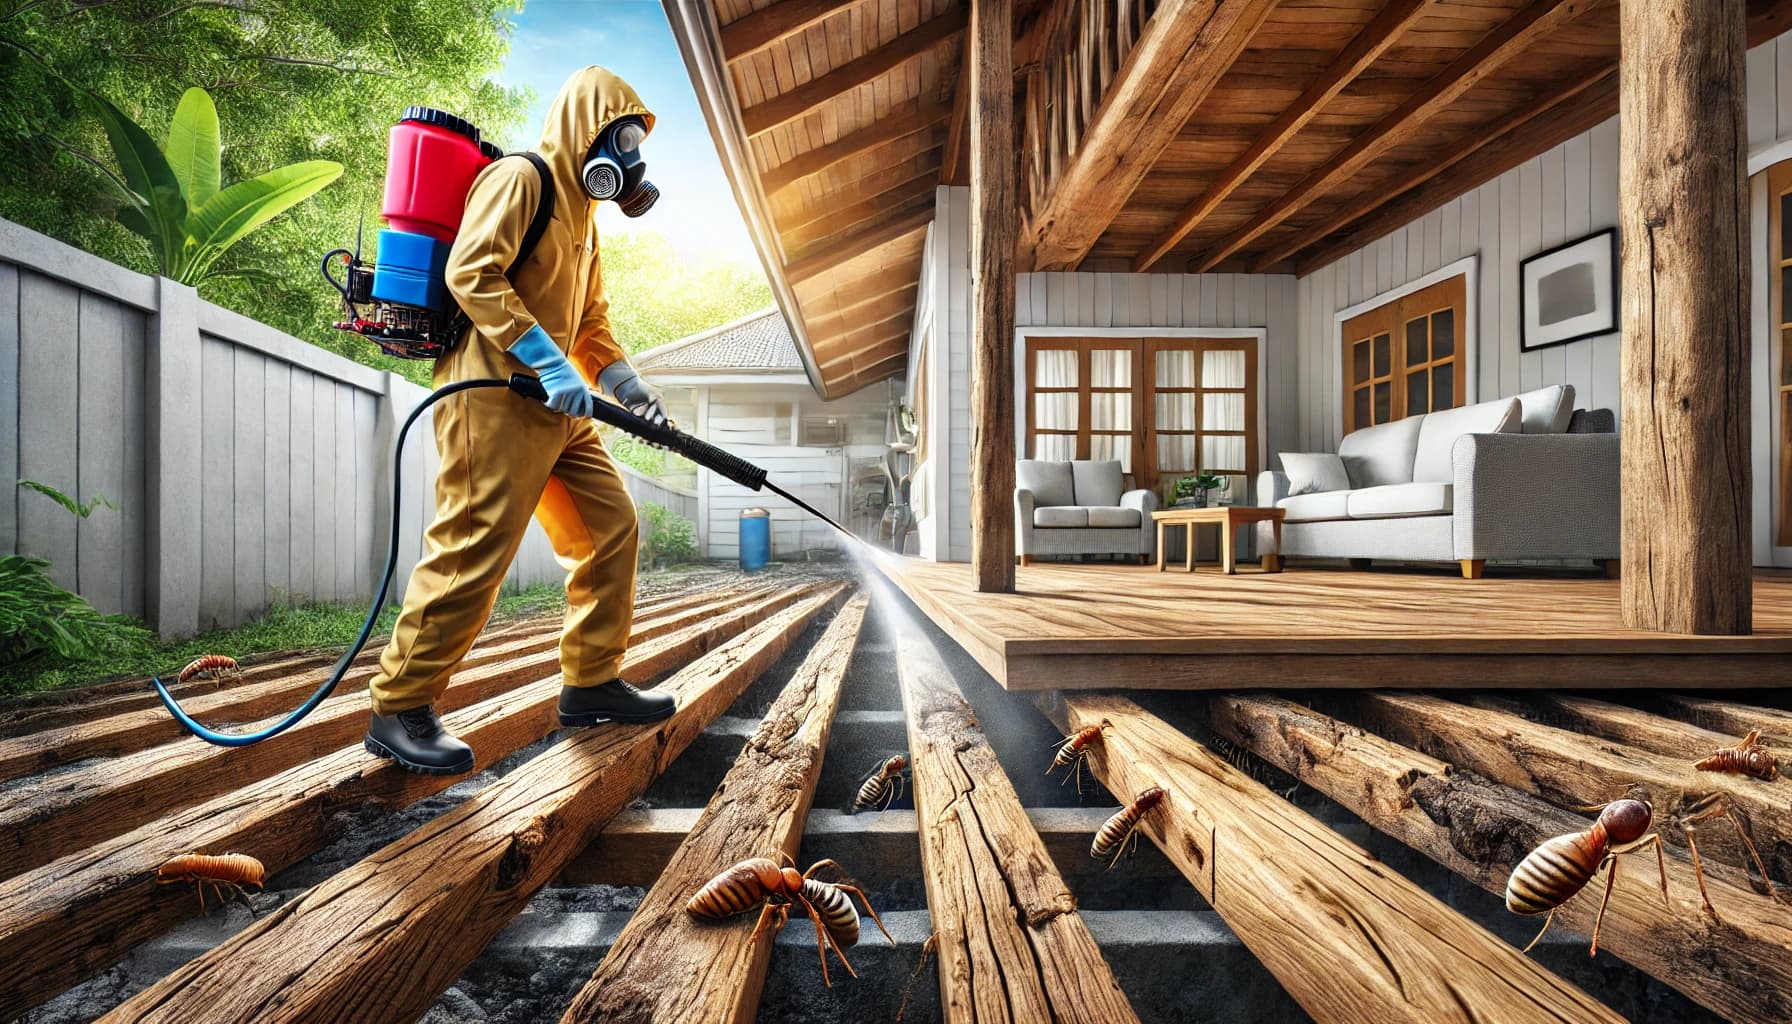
598 359 674 435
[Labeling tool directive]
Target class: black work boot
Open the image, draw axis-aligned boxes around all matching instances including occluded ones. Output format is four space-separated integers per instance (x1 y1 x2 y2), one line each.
558 679 676 726
364 706 475 775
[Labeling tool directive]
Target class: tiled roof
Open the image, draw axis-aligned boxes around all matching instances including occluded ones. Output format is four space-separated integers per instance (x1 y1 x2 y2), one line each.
635 308 801 373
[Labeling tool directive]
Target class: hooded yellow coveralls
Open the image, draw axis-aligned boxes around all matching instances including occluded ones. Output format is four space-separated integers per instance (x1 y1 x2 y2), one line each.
368 67 649 715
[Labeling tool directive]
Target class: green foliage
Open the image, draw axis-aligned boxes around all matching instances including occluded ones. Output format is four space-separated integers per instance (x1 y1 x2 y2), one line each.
0 555 151 669
19 479 116 518
598 232 771 356
1192 471 1226 492
0 0 528 386
637 502 697 569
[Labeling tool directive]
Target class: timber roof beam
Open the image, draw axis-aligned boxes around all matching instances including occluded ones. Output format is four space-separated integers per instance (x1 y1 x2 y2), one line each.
783 205 933 282
719 0 854 64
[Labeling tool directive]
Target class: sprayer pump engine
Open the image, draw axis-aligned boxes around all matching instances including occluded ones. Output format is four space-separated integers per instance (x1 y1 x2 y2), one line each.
323 248 466 360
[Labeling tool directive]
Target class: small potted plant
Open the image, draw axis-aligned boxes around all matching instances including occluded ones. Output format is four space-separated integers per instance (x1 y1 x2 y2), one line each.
1173 472 1228 508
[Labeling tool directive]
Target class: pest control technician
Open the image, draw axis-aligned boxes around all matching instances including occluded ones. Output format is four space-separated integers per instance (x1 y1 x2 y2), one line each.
363 66 676 775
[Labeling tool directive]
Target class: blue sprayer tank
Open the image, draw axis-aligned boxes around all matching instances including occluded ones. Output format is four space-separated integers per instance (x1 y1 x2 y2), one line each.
739 508 770 572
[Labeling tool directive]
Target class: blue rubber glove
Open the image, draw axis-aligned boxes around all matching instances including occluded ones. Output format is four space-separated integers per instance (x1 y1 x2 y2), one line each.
508 325 594 418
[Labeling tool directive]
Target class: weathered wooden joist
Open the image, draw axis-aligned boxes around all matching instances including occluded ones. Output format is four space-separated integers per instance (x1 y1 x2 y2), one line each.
1340 692 1792 885
896 610 1139 1023
1033 691 1622 1024
0 585 767 783
560 594 869 1023
99 584 850 1024
1658 694 1792 751
0 586 816 1022
1210 693 1792 1024
1473 692 1753 763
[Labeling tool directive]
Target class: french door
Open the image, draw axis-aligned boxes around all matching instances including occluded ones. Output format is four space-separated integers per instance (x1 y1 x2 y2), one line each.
1024 336 1258 503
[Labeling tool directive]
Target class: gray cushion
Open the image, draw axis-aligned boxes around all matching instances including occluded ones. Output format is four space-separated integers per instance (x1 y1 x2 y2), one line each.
1072 460 1124 506
1568 408 1616 434
1277 490 1351 523
1346 482 1453 519
1280 452 1350 496
1085 506 1141 528
1412 398 1520 484
1338 417 1424 489
1516 384 1576 434
1017 460 1075 507
1034 506 1087 528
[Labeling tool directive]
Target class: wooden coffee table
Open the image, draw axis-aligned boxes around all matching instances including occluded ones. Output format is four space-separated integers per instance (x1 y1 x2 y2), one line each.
1151 506 1286 574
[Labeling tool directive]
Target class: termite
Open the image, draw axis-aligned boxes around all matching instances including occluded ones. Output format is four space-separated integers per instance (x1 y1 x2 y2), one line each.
852 754 908 813
176 654 241 684
687 854 893 987
1694 729 1780 782
1047 724 1105 796
157 852 265 915
1090 786 1166 869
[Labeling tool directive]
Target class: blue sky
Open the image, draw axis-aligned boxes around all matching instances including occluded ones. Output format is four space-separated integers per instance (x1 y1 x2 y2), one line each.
493 0 761 265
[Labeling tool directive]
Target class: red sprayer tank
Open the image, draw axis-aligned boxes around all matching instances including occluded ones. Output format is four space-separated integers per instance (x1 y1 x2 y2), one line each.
380 107 498 243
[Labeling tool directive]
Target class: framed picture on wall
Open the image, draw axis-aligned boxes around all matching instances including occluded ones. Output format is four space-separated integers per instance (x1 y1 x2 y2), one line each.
1519 227 1618 351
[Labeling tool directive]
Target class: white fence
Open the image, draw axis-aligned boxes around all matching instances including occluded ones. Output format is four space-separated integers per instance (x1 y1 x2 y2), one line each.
1 218 694 635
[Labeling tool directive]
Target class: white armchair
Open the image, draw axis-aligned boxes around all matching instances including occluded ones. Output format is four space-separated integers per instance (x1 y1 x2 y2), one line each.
1015 459 1158 563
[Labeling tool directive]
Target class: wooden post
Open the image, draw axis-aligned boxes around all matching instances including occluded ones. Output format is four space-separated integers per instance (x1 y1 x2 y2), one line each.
969 0 1017 593
1619 0 1752 634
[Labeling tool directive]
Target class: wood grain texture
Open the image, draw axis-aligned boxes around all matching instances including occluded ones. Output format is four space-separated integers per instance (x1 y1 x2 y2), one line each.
559 594 868 1023
741 7 964 137
1210 693 1792 1024
1034 690 1622 1024
719 0 852 64
99 585 848 1024
1618 0 1753 634
1660 694 1792 751
0 590 808 1021
970 0 1017 593
897 607 1139 1024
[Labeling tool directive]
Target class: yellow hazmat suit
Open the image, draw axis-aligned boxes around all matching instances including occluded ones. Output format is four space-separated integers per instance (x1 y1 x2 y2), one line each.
368 67 650 715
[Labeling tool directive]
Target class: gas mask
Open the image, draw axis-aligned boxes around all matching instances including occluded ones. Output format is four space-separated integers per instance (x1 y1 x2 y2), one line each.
581 116 658 217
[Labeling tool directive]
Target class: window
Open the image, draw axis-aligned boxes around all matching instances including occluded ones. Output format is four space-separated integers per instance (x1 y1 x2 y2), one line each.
801 415 847 447
1025 337 1258 502
1769 162 1792 545
1342 275 1467 432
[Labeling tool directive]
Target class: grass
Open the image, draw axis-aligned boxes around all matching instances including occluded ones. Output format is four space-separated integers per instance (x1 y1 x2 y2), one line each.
0 581 570 698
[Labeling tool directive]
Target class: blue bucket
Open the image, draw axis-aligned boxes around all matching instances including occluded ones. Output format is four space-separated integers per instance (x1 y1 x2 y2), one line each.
739 508 770 572
371 229 452 313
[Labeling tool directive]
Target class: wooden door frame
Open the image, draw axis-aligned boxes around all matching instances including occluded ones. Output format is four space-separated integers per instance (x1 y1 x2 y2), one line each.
1014 326 1268 497
1330 255 1479 448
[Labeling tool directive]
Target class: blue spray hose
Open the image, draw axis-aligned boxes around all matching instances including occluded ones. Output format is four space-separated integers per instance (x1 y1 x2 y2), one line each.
152 374 843 747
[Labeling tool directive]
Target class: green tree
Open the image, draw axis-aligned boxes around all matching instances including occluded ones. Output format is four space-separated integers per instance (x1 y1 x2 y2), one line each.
0 0 527 384
598 231 772 356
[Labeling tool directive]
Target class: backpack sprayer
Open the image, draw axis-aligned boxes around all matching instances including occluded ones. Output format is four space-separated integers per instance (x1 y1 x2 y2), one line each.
151 107 857 748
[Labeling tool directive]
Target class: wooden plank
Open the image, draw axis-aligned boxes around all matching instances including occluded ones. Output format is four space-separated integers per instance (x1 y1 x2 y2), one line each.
721 0 852 64
1034 690 1619 1023
1660 694 1792 751
100 585 848 1024
787 196 937 267
1198 0 1591 273
761 99 948 194
1619 0 1752 633
0 589 809 1022
941 28 971 186
783 206 932 281
970 0 1017 593
1475 692 1747 761
781 174 939 250
559 594 868 1023
1133 0 1432 272
1027 0 1277 271
896 604 1140 1023
741 7 965 138
1210 693 1792 1024
1342 692 1792 885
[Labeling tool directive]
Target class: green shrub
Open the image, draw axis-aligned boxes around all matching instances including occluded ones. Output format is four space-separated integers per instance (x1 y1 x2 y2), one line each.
638 502 698 569
0 554 151 667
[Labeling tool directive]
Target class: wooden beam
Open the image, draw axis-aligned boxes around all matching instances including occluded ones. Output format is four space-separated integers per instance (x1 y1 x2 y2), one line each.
970 0 1017 593
100 586 849 1024
741 8 967 138
0 589 774 880
784 206 933 282
1209 694 1792 1024
0 588 816 1022
1283 68 1616 276
941 31 972 186
817 328 909 372
760 100 949 194
1661 694 1792 750
1027 0 1276 272
1195 0 1591 273
1033 691 1622 1023
895 605 1140 1023
804 283 918 337
1133 0 1432 272
559 595 868 1023
783 189 938 254
1620 0 1752 634
778 164 940 235
720 0 852 64
1342 692 1792 885
1471 692 1748 761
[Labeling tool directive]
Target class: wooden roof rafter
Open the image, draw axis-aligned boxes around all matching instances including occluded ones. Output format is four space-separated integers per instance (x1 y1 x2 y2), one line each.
718 0 855 65
758 96 951 194
784 204 933 282
784 191 938 260
777 164 940 235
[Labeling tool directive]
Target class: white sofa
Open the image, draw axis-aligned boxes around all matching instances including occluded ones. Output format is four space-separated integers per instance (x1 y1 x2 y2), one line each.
1015 459 1159 562
1256 385 1620 577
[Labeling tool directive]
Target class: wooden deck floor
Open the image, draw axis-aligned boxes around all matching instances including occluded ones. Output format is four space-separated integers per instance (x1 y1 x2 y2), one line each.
875 559 1792 690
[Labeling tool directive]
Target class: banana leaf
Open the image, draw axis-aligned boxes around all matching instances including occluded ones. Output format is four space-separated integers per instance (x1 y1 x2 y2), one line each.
165 87 221 209
81 91 186 273
183 160 342 279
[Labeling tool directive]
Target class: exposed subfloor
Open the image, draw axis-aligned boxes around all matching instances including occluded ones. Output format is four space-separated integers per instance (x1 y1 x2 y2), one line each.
19 562 1730 1023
